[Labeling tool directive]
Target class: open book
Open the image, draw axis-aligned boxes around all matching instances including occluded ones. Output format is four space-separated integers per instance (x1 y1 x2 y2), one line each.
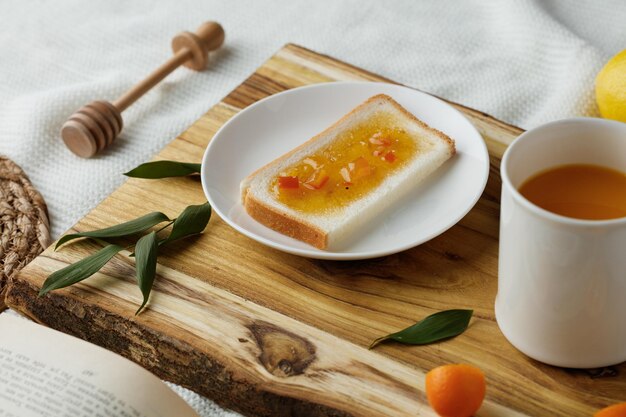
0 314 199 417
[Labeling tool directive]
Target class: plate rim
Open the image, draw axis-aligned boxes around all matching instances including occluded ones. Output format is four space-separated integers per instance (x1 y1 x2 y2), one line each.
201 81 490 260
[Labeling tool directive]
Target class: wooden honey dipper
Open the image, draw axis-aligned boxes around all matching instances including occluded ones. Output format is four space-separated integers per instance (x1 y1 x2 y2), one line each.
61 21 225 158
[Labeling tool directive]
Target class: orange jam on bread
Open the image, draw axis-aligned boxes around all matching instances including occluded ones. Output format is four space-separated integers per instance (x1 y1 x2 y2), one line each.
272 112 421 214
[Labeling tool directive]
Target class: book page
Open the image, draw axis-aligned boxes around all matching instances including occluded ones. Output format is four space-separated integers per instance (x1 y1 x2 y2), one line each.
0 314 198 417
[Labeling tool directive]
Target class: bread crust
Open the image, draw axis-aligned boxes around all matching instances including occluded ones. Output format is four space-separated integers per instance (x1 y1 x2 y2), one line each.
378 94 456 155
240 94 456 250
243 189 327 249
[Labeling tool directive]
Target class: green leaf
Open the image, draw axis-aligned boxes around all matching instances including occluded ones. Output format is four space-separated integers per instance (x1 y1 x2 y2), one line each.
124 161 201 179
39 244 124 296
369 309 473 349
161 202 211 245
134 231 158 315
56 212 170 250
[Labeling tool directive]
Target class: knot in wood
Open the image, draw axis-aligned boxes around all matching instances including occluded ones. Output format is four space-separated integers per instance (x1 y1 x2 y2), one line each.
248 321 316 378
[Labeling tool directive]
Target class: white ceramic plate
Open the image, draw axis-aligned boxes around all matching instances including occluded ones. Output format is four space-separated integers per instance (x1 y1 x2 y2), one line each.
201 82 489 260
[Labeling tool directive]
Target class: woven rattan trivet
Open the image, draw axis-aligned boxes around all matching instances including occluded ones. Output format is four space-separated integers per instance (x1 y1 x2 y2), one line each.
0 156 51 311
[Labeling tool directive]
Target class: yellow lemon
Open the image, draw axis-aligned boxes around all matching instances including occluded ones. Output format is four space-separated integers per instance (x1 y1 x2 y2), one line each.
596 49 626 123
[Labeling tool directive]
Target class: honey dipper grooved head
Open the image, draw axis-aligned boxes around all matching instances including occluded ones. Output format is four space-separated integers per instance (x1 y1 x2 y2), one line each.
61 101 123 158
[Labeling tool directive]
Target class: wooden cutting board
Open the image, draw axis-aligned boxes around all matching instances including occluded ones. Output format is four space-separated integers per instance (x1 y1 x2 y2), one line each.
6 44 625 417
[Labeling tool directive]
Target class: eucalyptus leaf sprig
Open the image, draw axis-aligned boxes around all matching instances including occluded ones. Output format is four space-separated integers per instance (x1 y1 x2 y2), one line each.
369 309 473 349
39 161 208 315
124 160 201 179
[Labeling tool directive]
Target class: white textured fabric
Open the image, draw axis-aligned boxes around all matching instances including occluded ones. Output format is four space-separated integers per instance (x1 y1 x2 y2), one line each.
1 1 624 415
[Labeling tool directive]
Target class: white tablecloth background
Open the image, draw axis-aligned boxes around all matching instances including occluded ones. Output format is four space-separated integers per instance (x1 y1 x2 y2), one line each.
1 1 624 415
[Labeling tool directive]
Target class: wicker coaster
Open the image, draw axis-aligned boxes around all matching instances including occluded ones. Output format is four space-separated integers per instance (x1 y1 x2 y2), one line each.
0 156 51 310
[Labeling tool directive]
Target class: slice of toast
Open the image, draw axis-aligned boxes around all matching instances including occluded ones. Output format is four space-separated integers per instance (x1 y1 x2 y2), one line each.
240 94 455 250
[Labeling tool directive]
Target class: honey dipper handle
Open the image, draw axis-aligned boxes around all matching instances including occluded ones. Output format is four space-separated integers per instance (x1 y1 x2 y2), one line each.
113 49 192 112
113 22 225 112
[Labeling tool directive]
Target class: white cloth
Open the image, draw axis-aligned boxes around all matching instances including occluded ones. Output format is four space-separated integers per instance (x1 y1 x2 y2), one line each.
1 1 624 415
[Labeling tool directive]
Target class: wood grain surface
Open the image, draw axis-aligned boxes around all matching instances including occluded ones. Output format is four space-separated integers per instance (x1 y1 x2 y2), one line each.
6 44 625 417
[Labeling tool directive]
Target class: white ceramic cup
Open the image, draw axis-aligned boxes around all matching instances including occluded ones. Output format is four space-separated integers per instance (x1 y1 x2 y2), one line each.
496 117 626 368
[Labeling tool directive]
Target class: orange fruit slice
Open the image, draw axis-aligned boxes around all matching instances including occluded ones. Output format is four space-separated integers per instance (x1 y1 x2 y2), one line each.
425 363 486 417
595 402 626 417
